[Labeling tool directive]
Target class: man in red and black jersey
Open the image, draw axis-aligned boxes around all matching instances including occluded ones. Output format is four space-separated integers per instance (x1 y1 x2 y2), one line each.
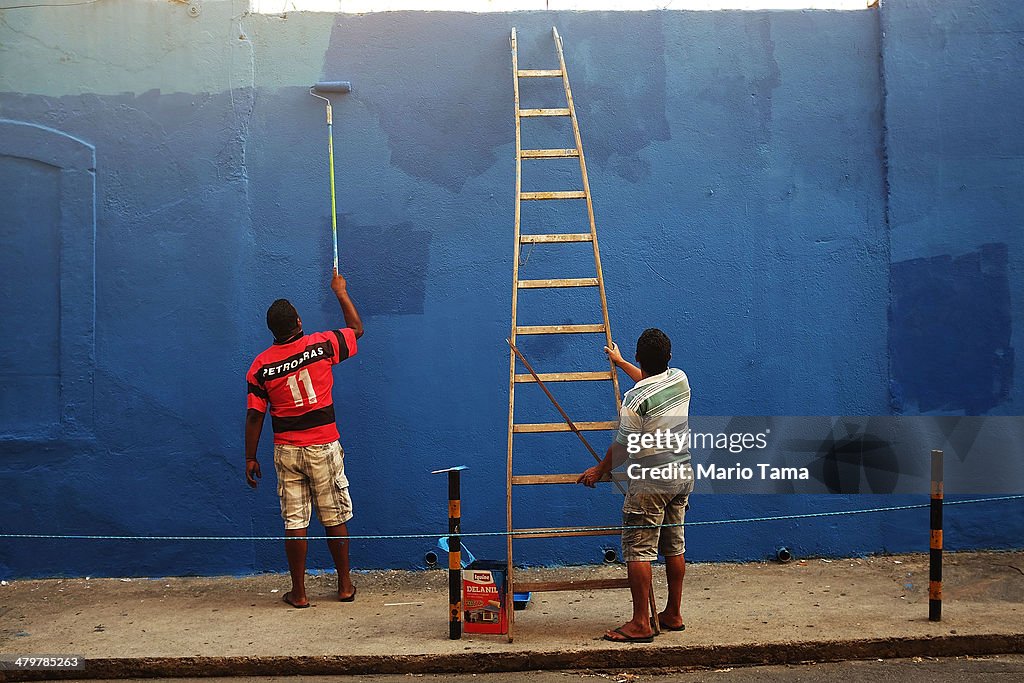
245 270 363 608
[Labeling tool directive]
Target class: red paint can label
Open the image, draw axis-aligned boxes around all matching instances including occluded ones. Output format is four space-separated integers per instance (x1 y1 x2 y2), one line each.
462 566 507 634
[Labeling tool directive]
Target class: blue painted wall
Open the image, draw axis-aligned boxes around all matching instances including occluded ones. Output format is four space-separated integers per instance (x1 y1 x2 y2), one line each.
0 0 1021 578
884 0 1022 417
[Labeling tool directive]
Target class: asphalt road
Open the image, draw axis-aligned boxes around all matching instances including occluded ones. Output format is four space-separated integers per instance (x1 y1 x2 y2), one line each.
68 654 1024 682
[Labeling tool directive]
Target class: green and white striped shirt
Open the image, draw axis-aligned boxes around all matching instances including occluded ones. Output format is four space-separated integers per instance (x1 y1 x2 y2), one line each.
615 368 691 465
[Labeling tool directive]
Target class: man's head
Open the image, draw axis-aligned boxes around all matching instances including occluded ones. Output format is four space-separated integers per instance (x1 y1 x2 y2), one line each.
635 328 671 376
267 299 302 342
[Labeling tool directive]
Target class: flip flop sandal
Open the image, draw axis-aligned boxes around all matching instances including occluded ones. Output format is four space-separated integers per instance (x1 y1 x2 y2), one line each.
339 586 357 602
651 617 686 632
282 592 310 609
603 627 654 644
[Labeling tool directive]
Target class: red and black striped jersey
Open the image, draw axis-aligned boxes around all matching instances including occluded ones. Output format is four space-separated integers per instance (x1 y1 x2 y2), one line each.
246 328 358 446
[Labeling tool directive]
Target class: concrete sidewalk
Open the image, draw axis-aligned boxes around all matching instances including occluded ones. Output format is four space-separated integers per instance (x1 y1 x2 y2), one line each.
1 552 1022 679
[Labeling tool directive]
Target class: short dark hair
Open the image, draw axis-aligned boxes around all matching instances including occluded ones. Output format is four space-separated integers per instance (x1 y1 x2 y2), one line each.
266 299 299 341
635 328 671 375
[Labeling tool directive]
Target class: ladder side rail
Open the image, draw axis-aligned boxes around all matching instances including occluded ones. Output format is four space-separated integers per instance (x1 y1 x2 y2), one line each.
552 27 622 412
506 27 523 644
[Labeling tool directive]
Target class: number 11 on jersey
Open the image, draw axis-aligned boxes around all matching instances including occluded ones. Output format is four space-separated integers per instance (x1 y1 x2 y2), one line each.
285 368 317 407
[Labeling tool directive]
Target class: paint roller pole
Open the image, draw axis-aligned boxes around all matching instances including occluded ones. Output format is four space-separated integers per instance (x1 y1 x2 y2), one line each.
432 465 467 640
326 102 338 272
309 81 352 272
929 449 944 622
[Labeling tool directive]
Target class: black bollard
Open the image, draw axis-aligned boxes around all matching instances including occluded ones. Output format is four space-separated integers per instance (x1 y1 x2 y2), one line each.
432 465 467 639
929 449 943 622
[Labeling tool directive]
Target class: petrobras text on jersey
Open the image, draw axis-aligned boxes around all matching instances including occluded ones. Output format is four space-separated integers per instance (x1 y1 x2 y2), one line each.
260 342 331 380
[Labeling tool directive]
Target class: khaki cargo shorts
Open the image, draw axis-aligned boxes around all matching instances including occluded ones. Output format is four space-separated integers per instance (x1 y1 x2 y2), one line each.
621 468 694 562
273 440 353 530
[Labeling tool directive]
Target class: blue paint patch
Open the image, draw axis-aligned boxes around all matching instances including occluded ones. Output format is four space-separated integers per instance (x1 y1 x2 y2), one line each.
0 119 96 438
890 243 1014 414
0 156 61 432
560 13 671 183
330 221 430 316
322 13 513 193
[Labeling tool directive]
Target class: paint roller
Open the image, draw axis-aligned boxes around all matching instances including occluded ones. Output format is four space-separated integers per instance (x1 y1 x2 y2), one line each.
309 81 352 272
312 81 352 94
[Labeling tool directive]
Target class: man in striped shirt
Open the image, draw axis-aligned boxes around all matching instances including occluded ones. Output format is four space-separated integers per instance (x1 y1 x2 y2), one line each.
245 270 363 608
578 328 693 643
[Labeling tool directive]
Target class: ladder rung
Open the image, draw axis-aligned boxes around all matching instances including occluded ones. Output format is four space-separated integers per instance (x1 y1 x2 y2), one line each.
518 278 598 288
512 473 626 485
515 578 631 592
519 108 570 117
515 324 605 335
520 233 592 244
512 526 621 539
513 474 586 485
517 69 562 78
514 371 613 383
513 420 619 433
521 149 579 159
520 191 586 200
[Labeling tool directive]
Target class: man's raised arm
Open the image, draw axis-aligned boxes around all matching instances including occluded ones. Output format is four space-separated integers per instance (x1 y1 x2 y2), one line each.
605 342 643 383
331 269 364 339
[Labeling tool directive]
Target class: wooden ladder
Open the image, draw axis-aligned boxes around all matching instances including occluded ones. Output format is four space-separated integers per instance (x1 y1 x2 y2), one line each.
505 26 658 643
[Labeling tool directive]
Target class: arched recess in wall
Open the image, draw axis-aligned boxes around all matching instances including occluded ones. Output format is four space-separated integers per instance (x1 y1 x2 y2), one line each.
0 120 96 440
